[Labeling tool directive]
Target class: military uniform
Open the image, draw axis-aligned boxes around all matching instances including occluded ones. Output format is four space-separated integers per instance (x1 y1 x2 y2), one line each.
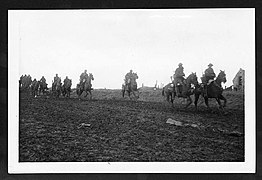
40 76 46 83
64 77 72 85
173 63 185 96
80 70 88 85
125 71 134 85
204 64 216 84
203 63 216 97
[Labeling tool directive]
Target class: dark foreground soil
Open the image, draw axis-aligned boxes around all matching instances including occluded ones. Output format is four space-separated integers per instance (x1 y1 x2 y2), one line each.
19 89 244 162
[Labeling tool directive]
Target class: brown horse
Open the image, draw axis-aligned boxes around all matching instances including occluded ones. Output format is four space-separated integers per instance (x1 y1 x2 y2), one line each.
194 70 227 109
77 73 94 99
162 72 198 108
122 73 140 100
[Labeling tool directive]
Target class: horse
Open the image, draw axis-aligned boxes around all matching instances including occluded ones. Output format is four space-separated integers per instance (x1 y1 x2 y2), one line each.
194 70 227 109
62 80 72 98
39 81 48 95
76 73 94 99
30 80 40 97
52 81 62 98
162 72 198 108
122 74 140 100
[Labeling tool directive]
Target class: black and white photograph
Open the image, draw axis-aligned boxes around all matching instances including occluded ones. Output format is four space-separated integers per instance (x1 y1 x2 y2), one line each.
8 9 255 173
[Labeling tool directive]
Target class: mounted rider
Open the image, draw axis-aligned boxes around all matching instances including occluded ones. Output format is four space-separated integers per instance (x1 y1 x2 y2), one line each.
79 70 89 88
39 75 48 91
125 70 138 87
53 74 61 88
64 76 72 86
204 63 216 84
31 78 39 90
40 76 47 84
173 63 185 96
125 70 133 85
202 63 216 97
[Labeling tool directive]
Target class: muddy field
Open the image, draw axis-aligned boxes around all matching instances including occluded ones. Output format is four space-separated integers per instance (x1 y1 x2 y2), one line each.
19 89 244 162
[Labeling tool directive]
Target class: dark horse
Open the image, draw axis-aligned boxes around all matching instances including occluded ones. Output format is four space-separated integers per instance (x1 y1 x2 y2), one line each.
62 80 72 98
52 81 62 98
31 80 40 97
39 81 48 95
162 72 198 108
122 73 140 100
76 73 94 99
194 70 227 109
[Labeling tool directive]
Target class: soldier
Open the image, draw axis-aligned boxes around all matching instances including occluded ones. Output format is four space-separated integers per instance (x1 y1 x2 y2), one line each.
173 63 185 96
64 76 68 84
64 76 72 86
53 74 61 87
79 70 88 86
202 63 217 97
125 70 134 85
204 63 216 84
40 76 46 84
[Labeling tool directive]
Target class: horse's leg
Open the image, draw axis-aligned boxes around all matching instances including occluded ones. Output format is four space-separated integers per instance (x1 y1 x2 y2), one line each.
185 96 192 108
78 89 83 100
122 89 125 98
136 90 140 99
132 91 138 100
204 97 210 109
171 95 174 108
84 90 88 97
215 98 223 109
89 90 92 100
194 94 200 110
219 94 227 107
166 92 169 102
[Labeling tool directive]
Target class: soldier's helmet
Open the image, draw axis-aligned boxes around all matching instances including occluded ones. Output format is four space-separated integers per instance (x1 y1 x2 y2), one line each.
208 63 213 67
84 70 87 73
178 63 183 67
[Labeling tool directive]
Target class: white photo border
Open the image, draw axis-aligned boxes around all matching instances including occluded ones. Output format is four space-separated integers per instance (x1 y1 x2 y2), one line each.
8 9 256 173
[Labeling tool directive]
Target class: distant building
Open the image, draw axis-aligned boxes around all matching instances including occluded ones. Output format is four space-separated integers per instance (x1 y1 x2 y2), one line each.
233 68 245 91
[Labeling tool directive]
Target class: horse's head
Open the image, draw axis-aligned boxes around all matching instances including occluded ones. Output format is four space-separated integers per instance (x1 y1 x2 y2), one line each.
217 70 227 83
89 73 94 81
133 73 138 80
188 72 198 86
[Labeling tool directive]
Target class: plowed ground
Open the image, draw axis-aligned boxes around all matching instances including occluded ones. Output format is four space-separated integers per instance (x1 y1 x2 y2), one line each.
19 89 244 162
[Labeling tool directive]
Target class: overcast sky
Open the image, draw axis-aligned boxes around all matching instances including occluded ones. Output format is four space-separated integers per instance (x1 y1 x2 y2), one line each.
9 9 254 89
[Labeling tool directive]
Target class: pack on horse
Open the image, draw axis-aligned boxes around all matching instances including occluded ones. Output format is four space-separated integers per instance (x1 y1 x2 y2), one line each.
62 79 72 98
31 80 40 97
194 70 227 109
122 73 139 99
76 73 94 99
162 72 198 108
